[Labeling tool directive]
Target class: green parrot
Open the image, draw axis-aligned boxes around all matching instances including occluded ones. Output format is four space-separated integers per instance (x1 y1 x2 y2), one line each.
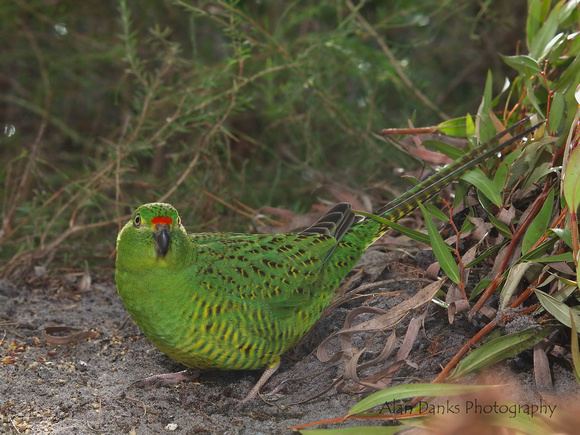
115 119 541 401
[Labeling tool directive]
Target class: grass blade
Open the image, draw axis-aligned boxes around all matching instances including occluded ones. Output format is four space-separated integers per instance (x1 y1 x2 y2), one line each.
300 427 404 435
354 210 433 246
423 139 464 159
570 313 580 383
499 262 532 310
491 409 552 435
348 383 499 416
522 187 554 254
534 288 580 332
525 252 573 263
569 310 580 383
419 204 460 284
450 327 552 379
548 91 565 134
563 145 580 213
501 54 541 77
461 168 503 206
437 116 471 137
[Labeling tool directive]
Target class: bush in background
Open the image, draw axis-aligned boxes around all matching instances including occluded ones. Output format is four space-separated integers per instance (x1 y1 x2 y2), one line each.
0 0 527 274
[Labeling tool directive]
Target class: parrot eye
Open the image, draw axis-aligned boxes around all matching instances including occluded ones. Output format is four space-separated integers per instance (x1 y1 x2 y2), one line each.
133 214 141 227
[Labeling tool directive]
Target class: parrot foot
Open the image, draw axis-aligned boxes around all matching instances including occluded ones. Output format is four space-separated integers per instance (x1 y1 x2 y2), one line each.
240 361 280 404
132 369 199 388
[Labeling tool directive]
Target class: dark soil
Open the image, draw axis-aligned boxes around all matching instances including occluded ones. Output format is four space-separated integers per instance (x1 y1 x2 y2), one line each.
1 248 577 434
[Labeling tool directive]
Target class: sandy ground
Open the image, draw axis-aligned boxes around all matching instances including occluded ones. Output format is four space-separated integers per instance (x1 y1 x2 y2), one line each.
1 248 578 434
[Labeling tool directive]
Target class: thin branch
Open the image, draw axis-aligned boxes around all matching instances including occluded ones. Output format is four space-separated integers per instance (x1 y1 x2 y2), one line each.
346 0 449 120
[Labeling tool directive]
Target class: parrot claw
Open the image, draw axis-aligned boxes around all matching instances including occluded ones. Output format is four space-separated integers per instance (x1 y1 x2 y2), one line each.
239 361 280 404
131 369 198 388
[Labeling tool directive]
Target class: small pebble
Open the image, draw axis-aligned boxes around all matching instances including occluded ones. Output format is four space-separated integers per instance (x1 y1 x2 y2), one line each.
165 423 178 431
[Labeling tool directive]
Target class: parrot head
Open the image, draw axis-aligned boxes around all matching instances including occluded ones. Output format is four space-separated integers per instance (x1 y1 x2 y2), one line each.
116 202 188 270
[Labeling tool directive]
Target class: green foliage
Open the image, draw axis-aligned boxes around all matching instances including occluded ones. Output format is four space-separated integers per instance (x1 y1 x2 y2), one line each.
570 312 580 382
1 0 528 271
348 383 499 416
535 289 580 332
419 203 460 284
437 115 475 138
522 187 555 253
354 210 432 245
563 146 580 213
301 427 401 435
449 327 553 379
312 0 580 430
460 168 502 206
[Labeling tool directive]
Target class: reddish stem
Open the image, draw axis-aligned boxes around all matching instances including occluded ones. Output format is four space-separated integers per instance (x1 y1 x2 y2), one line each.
469 182 552 317
431 208 567 384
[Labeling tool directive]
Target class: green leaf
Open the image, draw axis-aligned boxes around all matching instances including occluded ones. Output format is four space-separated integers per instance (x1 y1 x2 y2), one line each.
419 204 461 284
492 163 509 192
552 274 578 288
499 263 532 310
466 113 475 136
438 116 471 137
520 238 557 262
534 289 580 332
543 32 566 61
489 214 514 238
491 409 553 435
557 55 580 93
522 187 554 254
525 80 543 115
570 311 580 383
531 0 579 60
563 145 580 212
460 216 475 234
425 204 449 222
526 0 545 49
557 0 580 27
477 195 512 237
301 427 403 435
551 283 577 301
470 277 492 300
577 252 580 291
548 91 565 134
476 70 496 143
501 55 540 77
529 2 560 60
461 168 503 206
466 244 504 268
550 228 573 248
423 140 464 160
502 145 524 166
525 252 573 263
453 182 469 209
354 210 434 246
384 221 431 245
450 327 552 379
522 162 555 191
348 383 499 416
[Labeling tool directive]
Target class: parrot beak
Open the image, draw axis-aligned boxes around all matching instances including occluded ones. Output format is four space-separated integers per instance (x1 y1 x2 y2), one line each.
154 224 171 257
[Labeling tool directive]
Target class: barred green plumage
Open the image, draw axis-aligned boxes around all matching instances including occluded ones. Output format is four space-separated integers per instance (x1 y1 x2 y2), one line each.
115 120 541 396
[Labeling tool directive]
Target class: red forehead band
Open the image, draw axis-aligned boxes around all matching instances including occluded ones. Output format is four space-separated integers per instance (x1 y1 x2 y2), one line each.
152 216 173 225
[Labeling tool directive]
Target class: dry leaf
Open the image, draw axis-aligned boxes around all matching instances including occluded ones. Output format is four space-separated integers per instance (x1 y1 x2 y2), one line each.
496 205 516 225
78 271 91 292
44 326 98 345
533 343 553 389
446 285 469 324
